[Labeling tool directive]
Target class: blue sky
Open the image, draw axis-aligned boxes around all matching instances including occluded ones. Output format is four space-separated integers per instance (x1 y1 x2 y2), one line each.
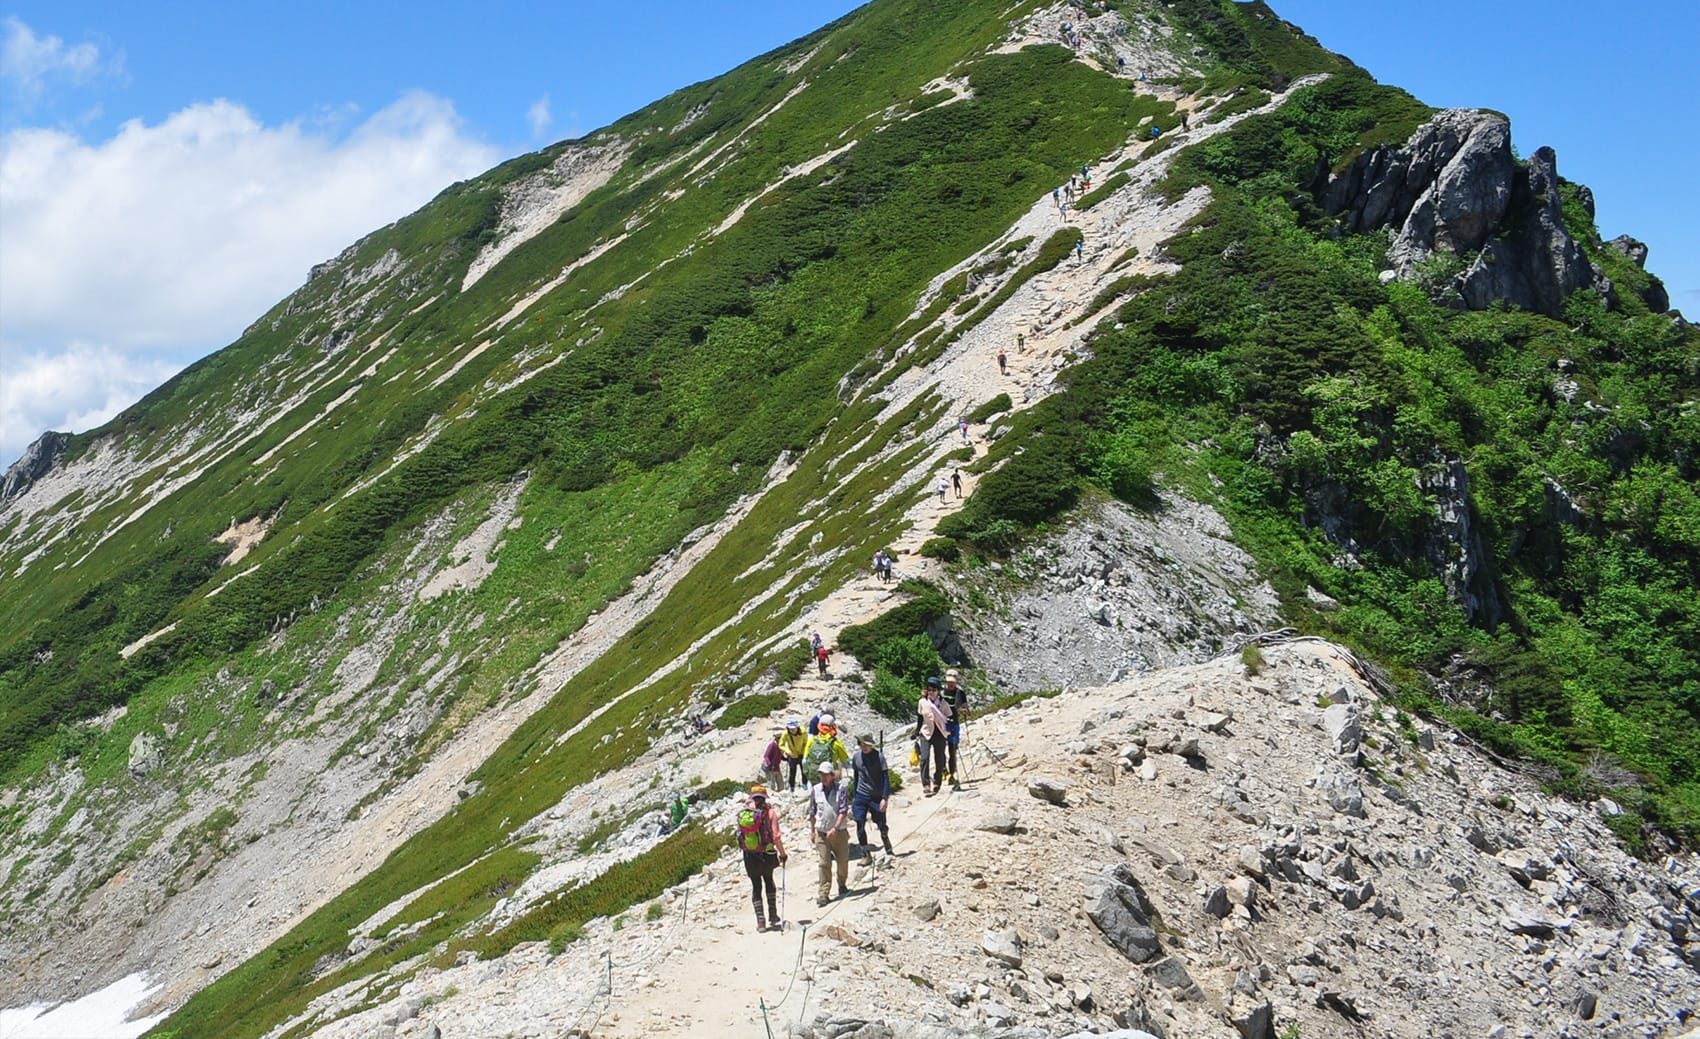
1 1 1694 466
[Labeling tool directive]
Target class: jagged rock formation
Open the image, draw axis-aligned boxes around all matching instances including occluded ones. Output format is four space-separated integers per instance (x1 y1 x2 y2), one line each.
1323 110 1614 316
1 430 69 502
1607 233 1673 312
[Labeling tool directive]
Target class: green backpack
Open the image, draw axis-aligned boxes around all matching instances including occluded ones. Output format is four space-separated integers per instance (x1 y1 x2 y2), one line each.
736 802 770 852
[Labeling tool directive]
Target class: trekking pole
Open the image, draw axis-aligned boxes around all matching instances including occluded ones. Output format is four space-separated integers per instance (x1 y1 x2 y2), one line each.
760 997 775 1039
779 861 788 932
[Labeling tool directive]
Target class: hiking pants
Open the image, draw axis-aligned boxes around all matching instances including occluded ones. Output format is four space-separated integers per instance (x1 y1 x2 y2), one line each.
920 731 947 790
815 829 850 901
784 756 804 790
851 797 888 847
946 720 961 779
743 850 779 924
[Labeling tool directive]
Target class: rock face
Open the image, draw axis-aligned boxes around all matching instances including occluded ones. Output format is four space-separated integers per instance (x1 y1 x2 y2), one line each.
1456 146 1613 315
2 430 70 503
1323 110 1612 317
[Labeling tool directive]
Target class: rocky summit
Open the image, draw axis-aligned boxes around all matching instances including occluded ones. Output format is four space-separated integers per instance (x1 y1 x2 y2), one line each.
2 1 1696 1038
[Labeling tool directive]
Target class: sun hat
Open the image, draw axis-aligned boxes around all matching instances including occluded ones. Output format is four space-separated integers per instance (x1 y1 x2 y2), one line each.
857 733 875 746
787 717 802 728
818 761 837 773
750 784 768 798
820 712 835 726
925 676 942 688
945 668 959 680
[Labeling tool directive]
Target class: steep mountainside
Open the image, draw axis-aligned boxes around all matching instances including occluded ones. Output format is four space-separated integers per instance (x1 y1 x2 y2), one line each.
1 2 1697 1037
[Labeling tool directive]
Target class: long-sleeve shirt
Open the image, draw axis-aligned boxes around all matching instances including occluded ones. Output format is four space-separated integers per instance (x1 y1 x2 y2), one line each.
777 730 809 760
917 695 950 740
804 733 850 773
850 749 890 802
809 780 849 836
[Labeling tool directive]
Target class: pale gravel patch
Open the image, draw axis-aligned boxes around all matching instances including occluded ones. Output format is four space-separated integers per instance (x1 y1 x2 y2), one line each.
460 139 630 291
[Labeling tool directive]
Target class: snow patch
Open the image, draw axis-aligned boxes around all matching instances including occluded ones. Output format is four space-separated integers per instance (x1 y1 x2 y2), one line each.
0 972 165 1038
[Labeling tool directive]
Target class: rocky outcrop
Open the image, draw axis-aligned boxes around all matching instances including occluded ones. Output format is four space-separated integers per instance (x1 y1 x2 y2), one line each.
1416 456 1501 628
1607 234 1673 312
1323 110 1613 317
1455 146 1614 315
1323 109 1514 270
2 430 70 503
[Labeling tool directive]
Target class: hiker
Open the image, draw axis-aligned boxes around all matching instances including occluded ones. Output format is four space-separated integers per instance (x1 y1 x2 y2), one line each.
1075 239 1085 263
810 630 824 654
809 762 851 904
1117 55 1126 73
959 419 970 442
943 668 969 787
849 733 894 861
736 785 787 931
997 347 1007 375
916 676 951 796
804 714 851 777
779 718 809 791
882 550 895 582
936 476 949 504
952 469 963 498
659 790 691 835
816 641 831 678
1017 332 1026 352
872 549 886 582
1180 112 1189 131
1149 124 1161 139
761 731 785 790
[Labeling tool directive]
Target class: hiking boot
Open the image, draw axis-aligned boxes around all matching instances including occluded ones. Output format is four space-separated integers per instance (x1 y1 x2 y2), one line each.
816 896 830 907
882 836 895 856
837 885 849 899
754 909 767 931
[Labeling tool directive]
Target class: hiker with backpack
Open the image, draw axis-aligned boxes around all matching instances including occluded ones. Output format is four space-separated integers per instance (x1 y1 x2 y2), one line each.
761 731 784 790
916 676 951 796
816 641 831 678
735 785 787 931
809 762 852 904
779 718 809 791
849 733 894 861
804 714 851 778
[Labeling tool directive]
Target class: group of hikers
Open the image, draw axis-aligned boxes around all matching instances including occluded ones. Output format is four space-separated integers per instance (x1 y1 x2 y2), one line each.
735 669 972 930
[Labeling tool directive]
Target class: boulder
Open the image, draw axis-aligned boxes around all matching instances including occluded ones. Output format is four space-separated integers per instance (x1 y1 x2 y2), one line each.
1228 996 1275 1039
912 899 942 922
982 928 1023 967
1085 864 1163 963
1027 778 1068 805
1204 885 1231 918
128 731 165 777
975 808 1020 835
1311 766 1365 818
1321 703 1362 759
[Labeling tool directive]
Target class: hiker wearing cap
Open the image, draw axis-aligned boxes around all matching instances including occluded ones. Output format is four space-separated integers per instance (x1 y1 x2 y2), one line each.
809 762 852 904
916 677 951 796
803 714 851 780
943 668 969 788
778 719 809 791
735 785 787 932
761 731 784 791
849 734 894 860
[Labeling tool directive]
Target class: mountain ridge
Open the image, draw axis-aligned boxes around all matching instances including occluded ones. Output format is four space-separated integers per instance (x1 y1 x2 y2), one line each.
2 2 1697 1037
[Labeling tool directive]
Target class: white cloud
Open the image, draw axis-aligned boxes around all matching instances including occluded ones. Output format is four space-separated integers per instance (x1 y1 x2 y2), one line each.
0 90 500 464
1 17 122 102
527 93 552 139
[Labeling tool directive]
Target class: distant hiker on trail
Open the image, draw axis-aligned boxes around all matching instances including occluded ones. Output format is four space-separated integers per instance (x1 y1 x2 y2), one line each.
1180 112 1189 131
1075 239 1085 263
805 714 851 777
881 550 895 581
1117 55 1126 73
872 549 885 581
809 762 852 905
816 641 831 678
659 790 691 835
916 676 951 796
959 419 970 442
849 733 894 861
936 476 949 504
952 469 963 498
1149 124 1161 139
1017 332 1026 352
735 785 787 931
811 630 824 654
943 668 969 788
780 719 809 791
761 731 784 790
997 347 1007 375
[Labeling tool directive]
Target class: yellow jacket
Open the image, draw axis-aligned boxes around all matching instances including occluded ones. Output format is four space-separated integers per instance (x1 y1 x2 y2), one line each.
778 730 809 759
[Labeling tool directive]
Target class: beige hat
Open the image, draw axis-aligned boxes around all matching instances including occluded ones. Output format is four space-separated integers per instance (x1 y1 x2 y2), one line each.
945 668 959 681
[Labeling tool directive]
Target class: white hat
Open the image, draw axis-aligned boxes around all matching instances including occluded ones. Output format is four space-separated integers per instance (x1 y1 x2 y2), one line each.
945 669 959 680
820 712 835 726
818 761 837 773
